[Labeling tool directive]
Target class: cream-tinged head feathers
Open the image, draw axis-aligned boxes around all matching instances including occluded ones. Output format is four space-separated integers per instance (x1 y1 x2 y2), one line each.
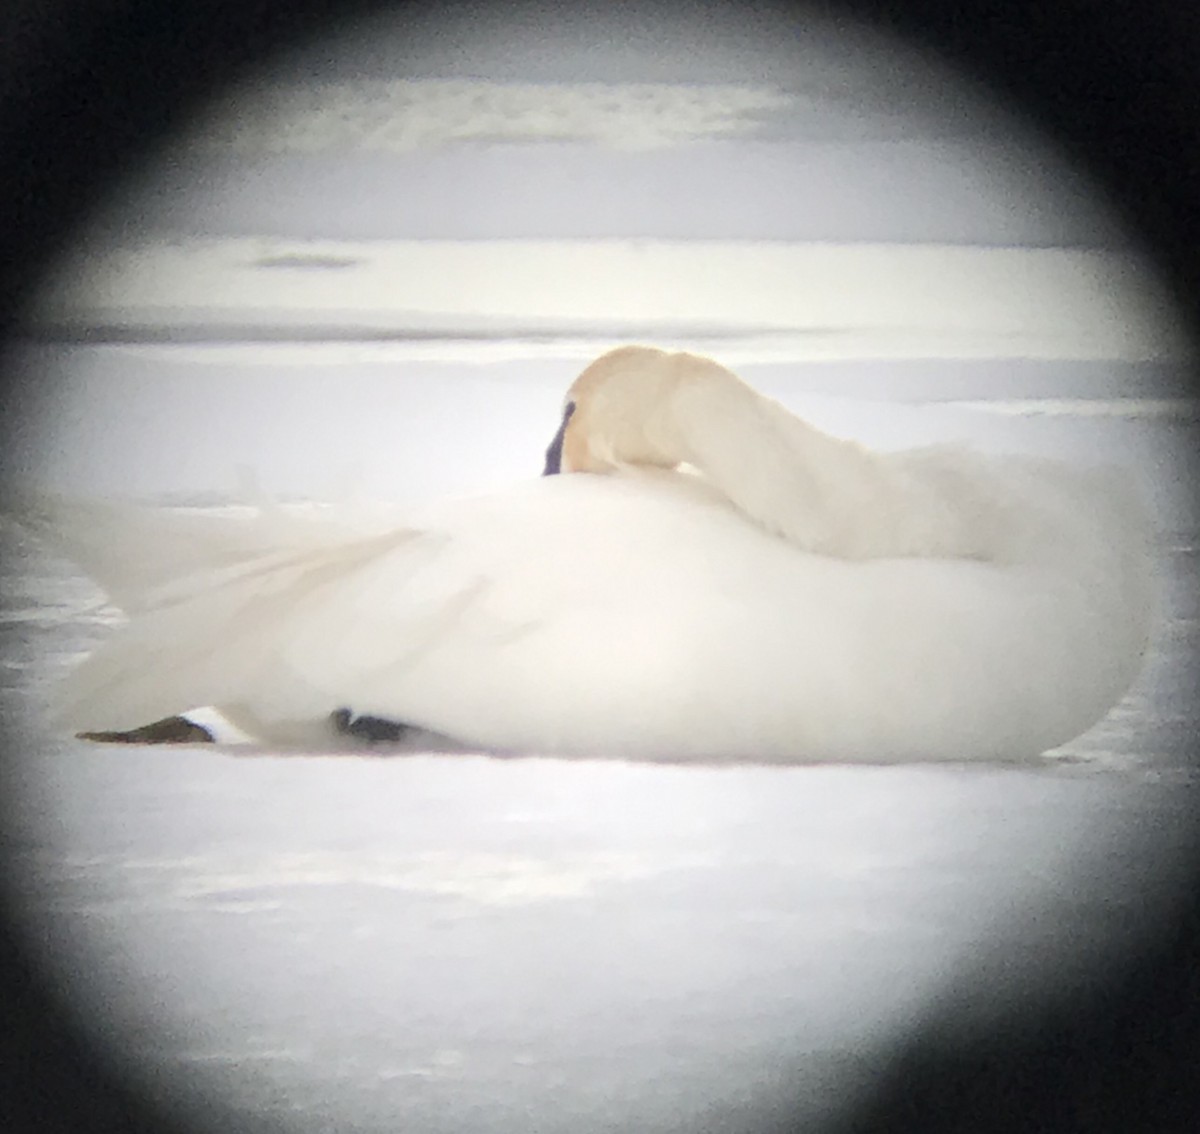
544 345 741 476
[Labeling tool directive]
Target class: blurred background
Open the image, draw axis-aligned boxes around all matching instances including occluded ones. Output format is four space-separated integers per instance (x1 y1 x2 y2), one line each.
1 3 1197 1133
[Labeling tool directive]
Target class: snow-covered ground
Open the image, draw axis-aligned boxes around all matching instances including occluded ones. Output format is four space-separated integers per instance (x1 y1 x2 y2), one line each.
2 10 1198 1131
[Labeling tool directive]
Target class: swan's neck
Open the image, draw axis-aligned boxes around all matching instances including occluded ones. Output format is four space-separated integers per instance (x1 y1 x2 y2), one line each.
664 366 1023 561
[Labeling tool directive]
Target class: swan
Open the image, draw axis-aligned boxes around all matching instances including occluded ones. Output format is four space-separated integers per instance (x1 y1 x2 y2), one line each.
18 345 1154 762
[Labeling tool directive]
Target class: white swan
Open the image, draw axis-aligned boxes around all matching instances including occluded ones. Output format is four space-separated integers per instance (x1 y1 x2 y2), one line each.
21 345 1153 762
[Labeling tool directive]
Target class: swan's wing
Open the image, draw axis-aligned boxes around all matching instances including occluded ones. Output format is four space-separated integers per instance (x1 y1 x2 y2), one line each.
51 473 741 742
52 522 472 733
6 490 470 733
8 491 390 614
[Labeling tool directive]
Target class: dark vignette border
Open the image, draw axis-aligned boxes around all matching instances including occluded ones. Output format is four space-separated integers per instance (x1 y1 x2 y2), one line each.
0 2 1196 1133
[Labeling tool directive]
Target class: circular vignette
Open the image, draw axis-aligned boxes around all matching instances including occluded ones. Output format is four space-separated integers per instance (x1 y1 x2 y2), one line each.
0 3 1197 1134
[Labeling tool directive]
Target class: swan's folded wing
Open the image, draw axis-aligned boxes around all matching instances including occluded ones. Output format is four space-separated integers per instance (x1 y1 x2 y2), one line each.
8 491 390 615
53 523 508 735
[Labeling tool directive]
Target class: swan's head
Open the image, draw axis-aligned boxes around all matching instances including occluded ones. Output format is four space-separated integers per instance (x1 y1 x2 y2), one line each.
543 345 714 476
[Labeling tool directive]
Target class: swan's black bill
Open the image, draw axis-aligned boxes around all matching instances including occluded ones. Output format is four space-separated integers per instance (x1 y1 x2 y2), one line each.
543 401 576 476
331 708 409 743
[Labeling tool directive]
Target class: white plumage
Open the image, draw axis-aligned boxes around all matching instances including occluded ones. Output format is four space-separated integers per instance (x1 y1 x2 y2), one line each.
18 346 1155 762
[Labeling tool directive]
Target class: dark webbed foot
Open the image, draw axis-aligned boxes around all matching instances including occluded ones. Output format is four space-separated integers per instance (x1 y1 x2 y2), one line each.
77 716 215 744
330 708 410 743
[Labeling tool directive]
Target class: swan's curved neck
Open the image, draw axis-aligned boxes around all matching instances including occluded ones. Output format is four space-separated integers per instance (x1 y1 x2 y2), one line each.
662 358 1020 561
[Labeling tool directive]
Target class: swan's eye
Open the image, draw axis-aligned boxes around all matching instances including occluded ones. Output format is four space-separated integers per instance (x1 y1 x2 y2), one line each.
542 401 576 477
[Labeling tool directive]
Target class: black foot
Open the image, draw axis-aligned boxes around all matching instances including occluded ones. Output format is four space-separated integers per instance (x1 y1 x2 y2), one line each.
330 707 409 743
77 716 215 744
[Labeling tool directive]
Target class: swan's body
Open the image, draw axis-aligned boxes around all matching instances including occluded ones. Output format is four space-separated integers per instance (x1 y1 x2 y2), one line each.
20 346 1153 762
